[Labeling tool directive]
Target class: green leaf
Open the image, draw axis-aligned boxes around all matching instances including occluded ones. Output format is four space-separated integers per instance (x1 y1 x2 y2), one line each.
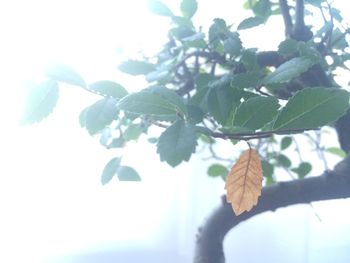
261 160 274 178
208 77 241 125
240 49 259 71
278 39 299 56
262 57 315 84
187 105 204 124
273 87 350 130
172 16 194 27
181 0 197 18
280 136 292 150
209 18 228 48
148 0 174 17
157 120 197 167
108 137 125 149
195 73 215 90
330 8 343 22
298 42 322 63
231 71 261 89
99 128 112 147
233 96 279 130
223 33 242 56
237 16 265 30
145 68 171 83
326 147 346 158
123 124 143 141
331 28 348 50
276 154 291 168
85 98 119 135
45 64 86 87
117 166 141 181
253 0 271 17
148 86 188 116
101 157 121 185
169 26 195 40
243 0 257 9
292 162 312 178
118 60 156 76
117 90 178 117
207 164 229 180
89 81 128 99
79 107 88 128
21 80 59 125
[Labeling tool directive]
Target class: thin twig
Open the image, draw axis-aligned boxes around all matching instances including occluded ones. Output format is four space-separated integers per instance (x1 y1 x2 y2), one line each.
325 0 334 49
203 144 234 163
315 131 329 170
292 137 303 163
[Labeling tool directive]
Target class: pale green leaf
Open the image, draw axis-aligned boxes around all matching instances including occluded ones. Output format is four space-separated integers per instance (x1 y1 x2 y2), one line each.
207 164 229 180
231 71 261 89
207 77 241 125
21 80 59 125
233 96 279 130
237 16 265 30
223 34 242 56
123 124 143 141
117 90 178 117
181 0 197 18
253 0 271 17
79 107 88 128
45 64 86 87
101 157 121 185
89 81 128 99
209 18 228 47
148 0 174 17
118 60 156 76
148 86 188 116
262 57 315 84
326 147 346 158
157 120 197 167
273 87 349 130
117 166 141 181
278 39 299 56
85 98 119 135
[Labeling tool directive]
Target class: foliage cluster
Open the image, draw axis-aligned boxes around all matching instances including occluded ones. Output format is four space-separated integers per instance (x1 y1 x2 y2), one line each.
22 0 350 184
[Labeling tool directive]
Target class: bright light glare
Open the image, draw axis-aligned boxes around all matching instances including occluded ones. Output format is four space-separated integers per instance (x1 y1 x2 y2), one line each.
0 1 177 262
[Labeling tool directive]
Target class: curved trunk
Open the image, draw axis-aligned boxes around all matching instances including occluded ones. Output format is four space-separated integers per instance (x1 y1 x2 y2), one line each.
194 156 350 263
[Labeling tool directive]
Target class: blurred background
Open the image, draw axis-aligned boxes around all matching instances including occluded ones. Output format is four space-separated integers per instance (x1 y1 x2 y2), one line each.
0 0 350 262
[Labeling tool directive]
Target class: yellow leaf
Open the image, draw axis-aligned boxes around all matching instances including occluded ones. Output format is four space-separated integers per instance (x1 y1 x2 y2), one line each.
225 149 263 215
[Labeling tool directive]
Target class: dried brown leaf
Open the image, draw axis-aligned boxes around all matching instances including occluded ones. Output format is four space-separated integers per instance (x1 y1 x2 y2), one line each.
225 149 263 215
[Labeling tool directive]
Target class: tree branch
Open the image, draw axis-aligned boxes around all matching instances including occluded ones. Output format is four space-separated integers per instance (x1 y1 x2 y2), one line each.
294 0 305 35
279 0 293 37
210 128 317 140
194 155 350 263
293 0 313 41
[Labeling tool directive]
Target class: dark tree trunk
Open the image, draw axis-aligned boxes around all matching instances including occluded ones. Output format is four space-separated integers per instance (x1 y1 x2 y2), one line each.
194 156 350 263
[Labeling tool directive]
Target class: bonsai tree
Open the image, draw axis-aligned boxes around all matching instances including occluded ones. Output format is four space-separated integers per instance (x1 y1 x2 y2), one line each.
22 0 350 262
